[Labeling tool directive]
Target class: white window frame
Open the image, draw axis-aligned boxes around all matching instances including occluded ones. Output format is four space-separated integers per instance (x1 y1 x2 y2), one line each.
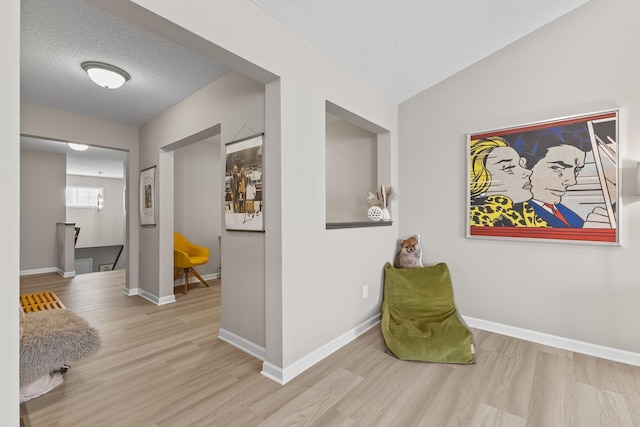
66 186 104 208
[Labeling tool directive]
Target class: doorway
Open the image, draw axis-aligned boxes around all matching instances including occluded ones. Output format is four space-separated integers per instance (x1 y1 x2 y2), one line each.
172 133 222 292
20 136 128 277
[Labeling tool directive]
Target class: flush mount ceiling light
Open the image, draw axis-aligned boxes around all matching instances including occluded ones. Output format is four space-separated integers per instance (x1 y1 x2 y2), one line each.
81 61 130 89
68 143 89 151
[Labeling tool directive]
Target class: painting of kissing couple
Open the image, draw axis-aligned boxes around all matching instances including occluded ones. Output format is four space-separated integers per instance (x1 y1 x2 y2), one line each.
467 110 618 244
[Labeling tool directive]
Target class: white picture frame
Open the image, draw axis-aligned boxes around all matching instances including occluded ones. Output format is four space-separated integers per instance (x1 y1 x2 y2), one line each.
224 134 264 231
140 165 156 226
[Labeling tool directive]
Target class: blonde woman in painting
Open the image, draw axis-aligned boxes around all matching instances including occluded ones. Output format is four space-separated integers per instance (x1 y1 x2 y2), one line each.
469 137 547 227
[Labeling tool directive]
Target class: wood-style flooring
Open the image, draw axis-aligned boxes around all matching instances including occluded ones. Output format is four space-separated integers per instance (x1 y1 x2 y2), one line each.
20 271 640 426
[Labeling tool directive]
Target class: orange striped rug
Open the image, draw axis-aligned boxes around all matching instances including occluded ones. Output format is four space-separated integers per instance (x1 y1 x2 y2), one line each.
20 291 65 312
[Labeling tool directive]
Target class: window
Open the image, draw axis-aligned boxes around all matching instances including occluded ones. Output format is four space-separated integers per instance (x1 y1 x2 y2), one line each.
66 186 103 208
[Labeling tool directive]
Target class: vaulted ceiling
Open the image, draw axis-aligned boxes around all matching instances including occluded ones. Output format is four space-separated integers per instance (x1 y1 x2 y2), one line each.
251 0 591 103
20 0 591 175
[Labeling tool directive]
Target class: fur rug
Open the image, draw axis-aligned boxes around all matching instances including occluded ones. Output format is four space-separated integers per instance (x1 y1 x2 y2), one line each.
20 309 101 386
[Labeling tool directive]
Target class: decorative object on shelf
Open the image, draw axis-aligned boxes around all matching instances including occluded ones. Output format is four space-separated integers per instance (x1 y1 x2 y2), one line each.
381 207 391 221
367 185 396 221
367 206 383 222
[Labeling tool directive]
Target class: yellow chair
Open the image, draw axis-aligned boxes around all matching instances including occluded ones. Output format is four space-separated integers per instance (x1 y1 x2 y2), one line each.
174 232 210 295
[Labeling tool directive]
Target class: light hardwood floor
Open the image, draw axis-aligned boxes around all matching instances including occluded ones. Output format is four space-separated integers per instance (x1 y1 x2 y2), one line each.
20 271 640 426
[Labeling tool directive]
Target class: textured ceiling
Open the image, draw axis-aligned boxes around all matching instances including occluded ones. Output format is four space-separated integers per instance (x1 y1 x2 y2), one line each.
21 0 230 127
21 0 230 176
21 0 591 175
252 0 591 102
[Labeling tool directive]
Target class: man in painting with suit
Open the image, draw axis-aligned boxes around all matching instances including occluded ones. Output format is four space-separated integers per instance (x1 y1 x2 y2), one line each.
513 125 609 228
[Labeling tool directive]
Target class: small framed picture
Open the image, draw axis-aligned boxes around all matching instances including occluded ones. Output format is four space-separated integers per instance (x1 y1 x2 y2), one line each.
140 166 156 226
224 134 264 231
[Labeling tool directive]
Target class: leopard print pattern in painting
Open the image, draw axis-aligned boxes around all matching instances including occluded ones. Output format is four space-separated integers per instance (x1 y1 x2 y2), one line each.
470 195 548 227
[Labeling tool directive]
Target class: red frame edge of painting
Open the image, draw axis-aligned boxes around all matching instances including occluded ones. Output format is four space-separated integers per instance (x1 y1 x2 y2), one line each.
467 110 619 245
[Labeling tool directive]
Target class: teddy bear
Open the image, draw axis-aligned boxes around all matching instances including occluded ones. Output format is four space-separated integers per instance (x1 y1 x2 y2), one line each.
393 234 423 268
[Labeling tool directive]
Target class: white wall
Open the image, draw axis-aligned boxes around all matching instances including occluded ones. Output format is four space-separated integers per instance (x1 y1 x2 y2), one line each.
399 0 640 354
174 134 222 276
326 118 378 223
1 0 20 421
20 150 66 271
138 71 267 342
21 104 139 291
67 175 125 248
108 0 398 379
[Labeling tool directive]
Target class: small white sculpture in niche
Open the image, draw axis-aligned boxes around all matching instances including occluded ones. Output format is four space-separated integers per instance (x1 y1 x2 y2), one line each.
367 185 396 221
367 206 383 222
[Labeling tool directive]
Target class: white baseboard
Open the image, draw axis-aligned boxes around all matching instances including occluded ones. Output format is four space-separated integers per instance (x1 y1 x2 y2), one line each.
464 316 640 367
261 313 381 385
157 294 177 305
261 362 285 385
57 268 75 278
218 328 266 361
122 287 138 297
20 267 58 276
133 288 176 306
173 272 220 286
126 281 204 305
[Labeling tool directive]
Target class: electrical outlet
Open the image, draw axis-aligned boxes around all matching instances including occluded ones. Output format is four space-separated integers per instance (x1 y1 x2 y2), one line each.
363 285 369 299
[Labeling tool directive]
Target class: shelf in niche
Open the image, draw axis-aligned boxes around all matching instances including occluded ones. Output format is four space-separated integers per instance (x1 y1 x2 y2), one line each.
326 221 393 230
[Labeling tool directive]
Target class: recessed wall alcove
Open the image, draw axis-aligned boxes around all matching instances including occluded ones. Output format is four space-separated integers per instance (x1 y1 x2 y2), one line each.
325 101 392 229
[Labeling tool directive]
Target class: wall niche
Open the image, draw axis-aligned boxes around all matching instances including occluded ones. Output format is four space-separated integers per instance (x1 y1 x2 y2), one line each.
325 101 391 228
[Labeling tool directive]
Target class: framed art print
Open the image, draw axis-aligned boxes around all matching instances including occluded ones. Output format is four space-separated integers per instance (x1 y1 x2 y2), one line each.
467 110 618 244
140 165 156 226
224 133 264 231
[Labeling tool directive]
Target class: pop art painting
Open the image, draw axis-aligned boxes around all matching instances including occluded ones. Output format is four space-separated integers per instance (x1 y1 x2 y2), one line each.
467 110 618 244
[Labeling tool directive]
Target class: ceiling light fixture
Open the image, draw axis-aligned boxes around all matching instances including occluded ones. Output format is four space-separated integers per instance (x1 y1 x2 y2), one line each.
68 143 89 151
81 61 130 89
